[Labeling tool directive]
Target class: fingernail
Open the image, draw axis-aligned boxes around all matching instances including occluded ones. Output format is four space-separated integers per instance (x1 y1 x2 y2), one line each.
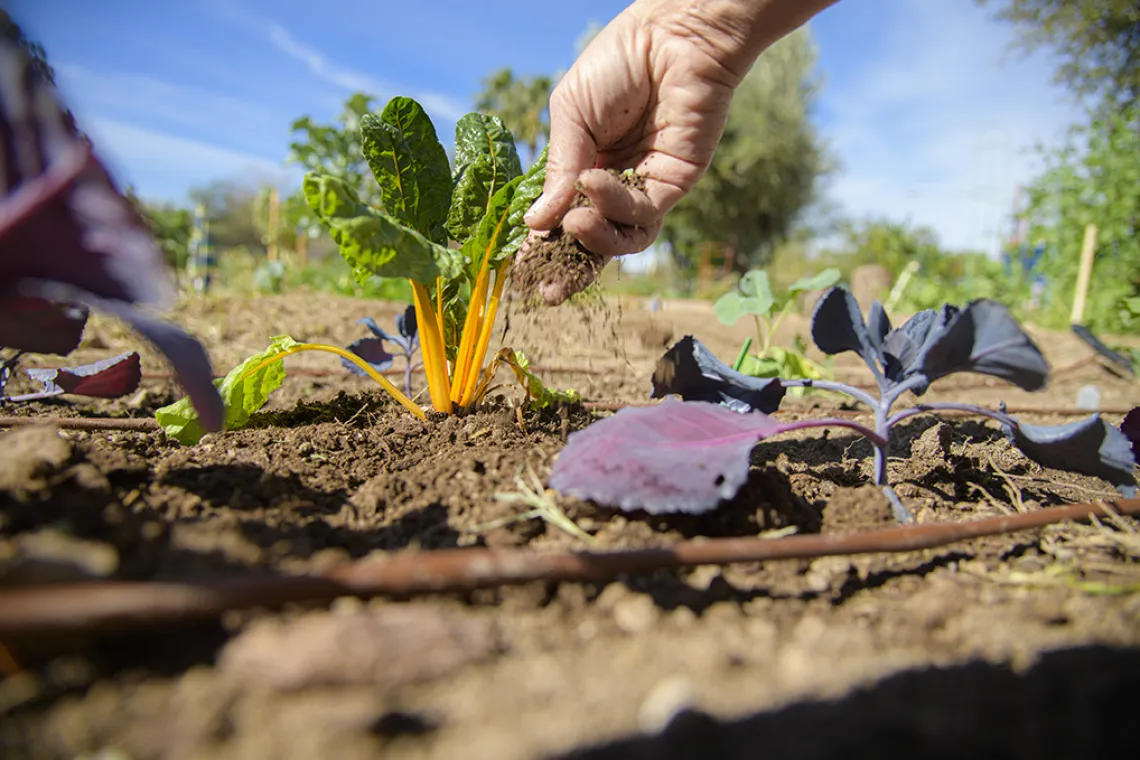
523 193 550 226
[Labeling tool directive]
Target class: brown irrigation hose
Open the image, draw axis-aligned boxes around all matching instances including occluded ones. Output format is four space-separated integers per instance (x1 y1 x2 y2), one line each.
0 497 1136 637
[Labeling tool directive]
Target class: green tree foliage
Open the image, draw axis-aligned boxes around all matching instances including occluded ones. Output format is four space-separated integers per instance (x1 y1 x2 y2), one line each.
660 28 833 274
977 0 1140 110
187 179 263 249
474 69 553 167
123 187 193 271
1019 103 1140 333
287 93 379 206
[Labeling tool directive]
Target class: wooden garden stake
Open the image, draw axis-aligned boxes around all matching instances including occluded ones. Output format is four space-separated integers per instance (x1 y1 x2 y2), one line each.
1070 223 1098 324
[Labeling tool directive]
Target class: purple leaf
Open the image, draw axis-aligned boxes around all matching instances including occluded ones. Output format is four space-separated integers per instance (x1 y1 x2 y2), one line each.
811 288 1049 396
1002 413 1136 493
651 335 786 414
1121 407 1139 462
0 37 222 431
810 287 881 371
548 397 883 514
915 300 1048 393
0 295 88 354
24 351 140 398
342 337 395 375
395 304 417 344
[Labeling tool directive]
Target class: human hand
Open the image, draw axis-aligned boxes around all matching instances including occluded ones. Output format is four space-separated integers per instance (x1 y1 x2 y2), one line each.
518 0 836 305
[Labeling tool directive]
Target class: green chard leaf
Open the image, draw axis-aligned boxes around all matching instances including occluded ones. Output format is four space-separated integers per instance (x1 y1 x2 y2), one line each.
360 97 452 245
303 173 461 284
446 113 523 244
156 335 301 445
511 350 580 410
460 175 524 277
501 144 548 258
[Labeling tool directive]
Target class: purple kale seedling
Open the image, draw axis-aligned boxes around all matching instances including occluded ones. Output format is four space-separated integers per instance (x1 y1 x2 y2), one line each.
550 286 1138 522
343 305 420 397
0 34 221 429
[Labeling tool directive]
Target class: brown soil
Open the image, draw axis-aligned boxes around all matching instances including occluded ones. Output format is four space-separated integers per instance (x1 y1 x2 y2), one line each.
512 170 648 306
1 291 1139 760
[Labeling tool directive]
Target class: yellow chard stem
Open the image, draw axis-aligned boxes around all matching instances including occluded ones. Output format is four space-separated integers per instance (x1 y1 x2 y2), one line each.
449 262 491 403
411 280 453 414
241 343 425 420
459 261 509 408
434 276 445 337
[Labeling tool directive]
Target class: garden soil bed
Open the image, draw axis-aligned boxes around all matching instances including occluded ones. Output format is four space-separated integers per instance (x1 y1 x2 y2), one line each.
1 291 1139 759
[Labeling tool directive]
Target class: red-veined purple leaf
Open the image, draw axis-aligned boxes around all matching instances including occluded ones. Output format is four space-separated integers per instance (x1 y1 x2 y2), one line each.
0 38 222 431
548 396 884 515
23 351 140 398
0 295 88 354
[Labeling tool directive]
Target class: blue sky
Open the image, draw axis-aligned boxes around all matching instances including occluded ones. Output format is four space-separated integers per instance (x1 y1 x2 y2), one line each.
13 0 1081 256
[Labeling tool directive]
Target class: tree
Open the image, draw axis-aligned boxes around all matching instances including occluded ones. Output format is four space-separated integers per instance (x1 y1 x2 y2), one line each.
287 93 379 206
977 0 1140 111
1019 103 1140 333
187 179 263 250
126 188 193 271
660 27 834 274
474 69 553 167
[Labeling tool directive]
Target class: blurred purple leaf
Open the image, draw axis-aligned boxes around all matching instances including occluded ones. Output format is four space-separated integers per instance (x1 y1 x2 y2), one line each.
0 36 221 430
342 336 396 375
651 335 785 414
23 351 140 399
0 295 89 355
1002 412 1136 493
549 396 883 514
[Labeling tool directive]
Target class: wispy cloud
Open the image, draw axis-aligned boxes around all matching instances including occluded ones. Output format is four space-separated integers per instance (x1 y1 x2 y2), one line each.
816 0 1082 255
84 117 299 203
262 23 469 122
53 63 291 154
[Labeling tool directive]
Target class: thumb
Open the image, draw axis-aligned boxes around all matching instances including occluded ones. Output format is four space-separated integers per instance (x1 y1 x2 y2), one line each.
525 89 596 231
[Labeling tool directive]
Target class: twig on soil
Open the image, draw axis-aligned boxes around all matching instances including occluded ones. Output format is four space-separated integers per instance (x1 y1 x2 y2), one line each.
483 465 597 546
0 497 1136 637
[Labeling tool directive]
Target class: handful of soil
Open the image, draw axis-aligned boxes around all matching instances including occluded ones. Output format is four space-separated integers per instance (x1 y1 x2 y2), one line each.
511 169 647 306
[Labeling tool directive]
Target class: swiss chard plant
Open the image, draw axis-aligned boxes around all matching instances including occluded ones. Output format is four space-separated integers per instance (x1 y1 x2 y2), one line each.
156 96 574 443
551 286 1138 522
713 268 840 393
0 35 221 429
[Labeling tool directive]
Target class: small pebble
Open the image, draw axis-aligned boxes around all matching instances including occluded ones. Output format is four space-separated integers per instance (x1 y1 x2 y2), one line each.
1076 384 1101 411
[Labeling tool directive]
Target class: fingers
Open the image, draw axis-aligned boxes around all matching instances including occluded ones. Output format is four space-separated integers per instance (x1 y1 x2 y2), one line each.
524 87 597 232
562 206 662 259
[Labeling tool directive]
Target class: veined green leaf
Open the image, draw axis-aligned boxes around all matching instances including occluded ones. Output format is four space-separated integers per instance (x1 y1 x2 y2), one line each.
459 175 524 278
787 268 841 296
304 173 461 284
501 144 548 258
511 350 580 409
446 114 522 243
156 335 301 445
360 98 451 245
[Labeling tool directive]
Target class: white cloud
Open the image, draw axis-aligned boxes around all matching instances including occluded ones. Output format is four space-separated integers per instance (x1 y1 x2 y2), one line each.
263 22 469 122
83 117 300 203
816 0 1083 256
